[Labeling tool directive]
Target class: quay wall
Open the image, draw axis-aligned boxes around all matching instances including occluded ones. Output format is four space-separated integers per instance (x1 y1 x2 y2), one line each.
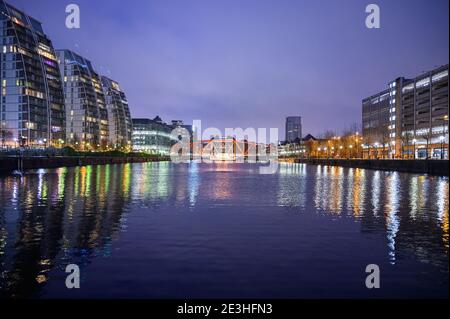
281 158 449 176
0 156 168 174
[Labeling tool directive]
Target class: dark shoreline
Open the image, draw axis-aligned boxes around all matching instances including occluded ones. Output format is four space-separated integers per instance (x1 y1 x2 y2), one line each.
0 156 169 175
280 158 449 176
1 157 448 176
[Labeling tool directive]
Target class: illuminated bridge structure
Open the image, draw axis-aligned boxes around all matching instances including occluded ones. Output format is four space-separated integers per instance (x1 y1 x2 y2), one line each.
190 138 271 162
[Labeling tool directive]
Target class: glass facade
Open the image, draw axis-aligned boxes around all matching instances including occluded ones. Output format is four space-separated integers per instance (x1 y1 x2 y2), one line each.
57 49 109 150
0 0 65 148
362 89 391 157
132 117 177 155
362 64 449 159
285 116 302 143
101 76 132 150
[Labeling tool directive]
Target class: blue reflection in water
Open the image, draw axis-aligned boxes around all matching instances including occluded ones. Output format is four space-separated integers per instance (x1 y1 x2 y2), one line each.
0 163 448 299
188 162 200 208
277 163 307 208
371 171 381 217
385 172 401 264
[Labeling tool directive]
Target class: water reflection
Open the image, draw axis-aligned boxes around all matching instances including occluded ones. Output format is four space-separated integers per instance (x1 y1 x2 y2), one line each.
275 163 448 268
371 171 381 217
0 164 132 298
277 163 307 208
188 162 200 207
385 172 401 264
0 163 448 298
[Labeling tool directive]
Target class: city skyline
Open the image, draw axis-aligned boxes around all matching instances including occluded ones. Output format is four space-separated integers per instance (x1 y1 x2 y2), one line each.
6 0 449 136
0 0 448 304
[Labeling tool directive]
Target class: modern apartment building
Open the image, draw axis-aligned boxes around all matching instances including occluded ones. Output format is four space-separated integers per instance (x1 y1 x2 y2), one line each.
57 49 109 150
285 116 302 143
132 117 178 155
362 65 448 159
0 0 65 148
101 76 132 150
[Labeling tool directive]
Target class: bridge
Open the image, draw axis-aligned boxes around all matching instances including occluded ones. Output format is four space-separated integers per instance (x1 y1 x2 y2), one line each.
190 138 270 162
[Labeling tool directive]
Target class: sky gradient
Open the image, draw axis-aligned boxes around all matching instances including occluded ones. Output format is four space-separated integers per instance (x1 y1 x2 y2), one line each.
8 0 449 137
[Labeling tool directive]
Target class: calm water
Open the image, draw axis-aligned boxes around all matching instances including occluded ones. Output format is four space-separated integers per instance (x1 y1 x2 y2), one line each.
0 162 448 299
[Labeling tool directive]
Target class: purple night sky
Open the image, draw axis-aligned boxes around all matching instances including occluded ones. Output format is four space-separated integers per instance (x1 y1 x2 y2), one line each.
8 0 449 137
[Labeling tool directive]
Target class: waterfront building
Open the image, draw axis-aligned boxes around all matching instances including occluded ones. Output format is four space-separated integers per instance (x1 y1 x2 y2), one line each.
132 117 177 155
363 64 449 159
0 1 65 148
285 116 302 143
101 76 132 150
56 49 109 150
278 140 306 157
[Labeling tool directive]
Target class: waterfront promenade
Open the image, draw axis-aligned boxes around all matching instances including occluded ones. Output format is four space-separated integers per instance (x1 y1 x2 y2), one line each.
280 158 449 176
1 155 448 175
0 155 169 174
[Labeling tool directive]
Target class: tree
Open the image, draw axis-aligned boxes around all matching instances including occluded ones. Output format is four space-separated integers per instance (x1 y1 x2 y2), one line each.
401 131 413 159
380 128 390 159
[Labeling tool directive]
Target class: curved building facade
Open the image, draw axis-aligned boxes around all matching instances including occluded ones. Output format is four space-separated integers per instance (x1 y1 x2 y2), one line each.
101 76 132 150
132 117 177 155
0 1 65 148
56 50 109 150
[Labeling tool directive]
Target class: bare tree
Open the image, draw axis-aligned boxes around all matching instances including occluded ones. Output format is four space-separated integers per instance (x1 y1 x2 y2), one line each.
401 131 413 159
319 130 337 139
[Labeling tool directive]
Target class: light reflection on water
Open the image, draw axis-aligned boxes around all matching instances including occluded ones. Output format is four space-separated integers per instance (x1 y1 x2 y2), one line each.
0 162 448 298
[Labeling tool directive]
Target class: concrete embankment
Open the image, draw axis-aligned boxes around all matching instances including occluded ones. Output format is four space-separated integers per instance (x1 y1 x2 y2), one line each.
281 158 449 176
0 156 169 174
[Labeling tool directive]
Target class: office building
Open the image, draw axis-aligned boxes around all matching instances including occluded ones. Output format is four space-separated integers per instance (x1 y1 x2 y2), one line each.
132 117 177 155
362 65 448 159
0 0 65 148
101 76 132 150
285 116 302 143
57 49 109 150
